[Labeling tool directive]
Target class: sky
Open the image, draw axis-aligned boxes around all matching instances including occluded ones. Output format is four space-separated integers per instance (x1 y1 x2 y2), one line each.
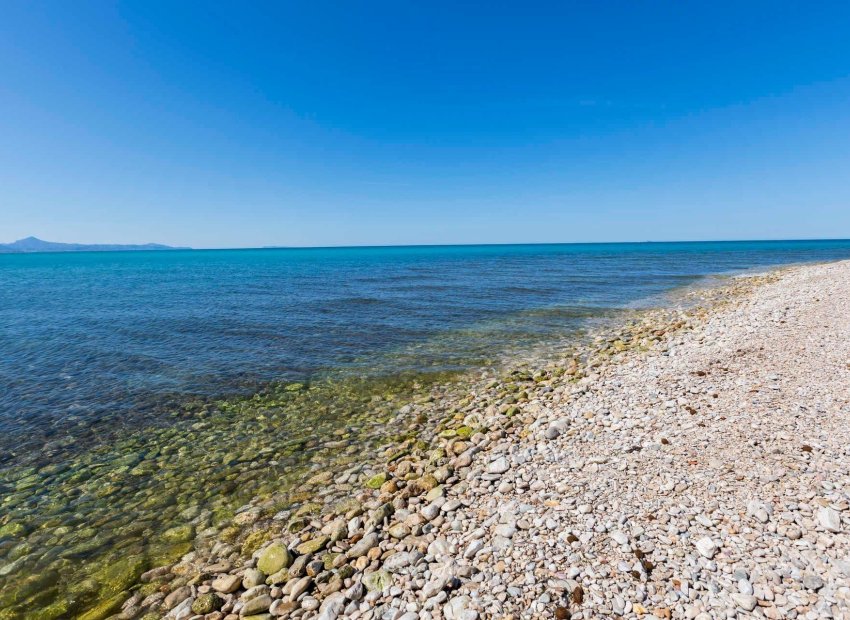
1 1 850 248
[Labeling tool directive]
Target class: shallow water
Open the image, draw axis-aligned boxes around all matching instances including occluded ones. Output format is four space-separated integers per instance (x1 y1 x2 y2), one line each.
2 240 850 617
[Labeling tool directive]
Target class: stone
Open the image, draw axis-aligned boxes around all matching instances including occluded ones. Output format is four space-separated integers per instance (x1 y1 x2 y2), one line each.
191 593 223 614
296 535 329 555
802 572 825 590
731 593 757 611
241 594 272 615
164 586 192 610
737 579 754 596
212 574 242 594
257 542 291 575
348 532 379 558
384 551 415 572
388 523 410 539
365 473 387 489
362 569 392 592
288 576 312 601
318 591 346 620
242 568 265 588
162 524 194 544
694 536 718 558
818 507 841 532
487 457 510 474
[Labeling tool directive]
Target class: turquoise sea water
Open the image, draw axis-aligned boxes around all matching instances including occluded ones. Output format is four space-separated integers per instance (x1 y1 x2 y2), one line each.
3 240 850 462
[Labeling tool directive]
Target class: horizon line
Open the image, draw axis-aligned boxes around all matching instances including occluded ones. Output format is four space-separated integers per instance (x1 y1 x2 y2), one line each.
4 236 850 255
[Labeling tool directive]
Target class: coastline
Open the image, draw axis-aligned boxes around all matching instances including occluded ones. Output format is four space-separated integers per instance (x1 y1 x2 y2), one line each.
112 261 850 620
3 259 848 619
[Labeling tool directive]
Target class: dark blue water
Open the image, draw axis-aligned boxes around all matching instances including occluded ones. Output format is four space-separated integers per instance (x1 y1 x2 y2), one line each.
2 240 850 455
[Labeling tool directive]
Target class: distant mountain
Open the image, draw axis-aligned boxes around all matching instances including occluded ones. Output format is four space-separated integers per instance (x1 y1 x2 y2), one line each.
0 236 189 253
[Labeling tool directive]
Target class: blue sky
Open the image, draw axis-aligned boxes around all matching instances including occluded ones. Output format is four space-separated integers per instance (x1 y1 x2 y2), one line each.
1 1 850 247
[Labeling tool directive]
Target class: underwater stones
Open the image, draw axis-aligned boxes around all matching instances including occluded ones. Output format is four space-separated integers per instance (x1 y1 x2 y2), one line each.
77 592 128 620
0 521 27 538
162 524 194 544
241 530 271 556
257 542 291 575
296 535 329 555
417 474 439 492
96 555 147 597
425 485 444 502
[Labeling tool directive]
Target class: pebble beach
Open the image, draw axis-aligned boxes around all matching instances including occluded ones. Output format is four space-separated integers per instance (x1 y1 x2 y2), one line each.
92 259 850 620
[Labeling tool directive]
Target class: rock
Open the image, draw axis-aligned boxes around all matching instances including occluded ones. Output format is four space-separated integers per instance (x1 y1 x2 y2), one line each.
731 593 757 611
444 594 471 619
610 531 629 546
737 579 754 596
803 572 825 590
164 586 192 610
212 574 242 594
463 539 484 559
362 569 392 592
165 596 195 620
746 501 770 523
241 594 272 615
421 503 441 521
162 524 194 543
296 535 329 555
288 576 312 601
365 473 387 489
818 506 842 532
348 532 379 558
388 523 410 539
384 551 415 572
257 542 292 575
288 553 310 577
694 536 718 558
487 457 510 474
191 593 223 614
545 424 563 439
317 591 346 620
242 568 265 588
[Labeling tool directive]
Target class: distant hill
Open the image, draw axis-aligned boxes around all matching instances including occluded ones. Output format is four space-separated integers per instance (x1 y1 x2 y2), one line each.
0 236 189 253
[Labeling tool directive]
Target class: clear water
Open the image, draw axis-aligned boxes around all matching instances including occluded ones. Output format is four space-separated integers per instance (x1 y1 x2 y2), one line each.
3 240 850 461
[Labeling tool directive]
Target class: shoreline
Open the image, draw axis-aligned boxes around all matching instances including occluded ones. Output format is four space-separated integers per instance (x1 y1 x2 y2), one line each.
104 262 846 620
